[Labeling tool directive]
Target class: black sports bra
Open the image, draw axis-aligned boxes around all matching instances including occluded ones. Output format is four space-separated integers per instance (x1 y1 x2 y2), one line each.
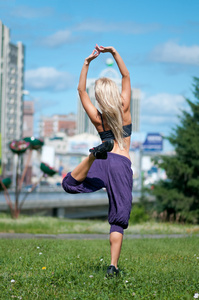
98 114 132 141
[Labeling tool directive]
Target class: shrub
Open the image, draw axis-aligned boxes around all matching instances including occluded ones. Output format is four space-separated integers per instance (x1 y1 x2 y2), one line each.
129 204 150 224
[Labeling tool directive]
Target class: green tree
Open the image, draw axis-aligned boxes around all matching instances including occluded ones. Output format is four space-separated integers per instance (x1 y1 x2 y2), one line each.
152 77 199 223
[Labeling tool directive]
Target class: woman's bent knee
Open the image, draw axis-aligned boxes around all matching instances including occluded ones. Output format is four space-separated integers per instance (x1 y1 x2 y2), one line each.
62 173 81 194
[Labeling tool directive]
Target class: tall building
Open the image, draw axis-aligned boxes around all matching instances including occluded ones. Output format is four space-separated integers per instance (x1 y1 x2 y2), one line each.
0 20 25 177
39 113 76 138
131 88 140 132
77 66 140 135
23 101 34 138
22 101 34 185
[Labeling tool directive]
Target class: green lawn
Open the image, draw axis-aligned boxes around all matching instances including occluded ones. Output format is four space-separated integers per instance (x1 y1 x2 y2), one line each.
0 213 199 235
0 237 199 299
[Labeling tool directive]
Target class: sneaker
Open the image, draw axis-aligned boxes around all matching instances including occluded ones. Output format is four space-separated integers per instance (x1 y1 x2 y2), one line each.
89 140 114 159
106 265 119 277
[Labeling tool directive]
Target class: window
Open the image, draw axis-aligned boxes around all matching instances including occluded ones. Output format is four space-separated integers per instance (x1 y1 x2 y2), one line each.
11 78 15 84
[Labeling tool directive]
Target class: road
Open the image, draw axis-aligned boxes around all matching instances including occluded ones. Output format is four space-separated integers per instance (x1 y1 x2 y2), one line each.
0 188 154 218
0 233 198 240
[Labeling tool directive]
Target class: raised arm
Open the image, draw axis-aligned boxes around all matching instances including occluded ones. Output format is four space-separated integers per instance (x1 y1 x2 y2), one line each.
95 45 131 112
77 49 101 124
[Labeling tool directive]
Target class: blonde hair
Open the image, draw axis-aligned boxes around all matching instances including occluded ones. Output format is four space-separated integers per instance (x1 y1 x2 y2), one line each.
95 77 124 150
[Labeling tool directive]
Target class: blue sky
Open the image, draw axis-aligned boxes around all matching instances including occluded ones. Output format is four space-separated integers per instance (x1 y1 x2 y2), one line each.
1 0 199 150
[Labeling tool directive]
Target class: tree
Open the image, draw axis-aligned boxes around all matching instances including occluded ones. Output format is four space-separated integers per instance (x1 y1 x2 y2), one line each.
152 77 199 223
0 137 57 219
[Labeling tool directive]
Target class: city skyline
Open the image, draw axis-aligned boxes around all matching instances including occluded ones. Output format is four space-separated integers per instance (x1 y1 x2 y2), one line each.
0 20 25 177
0 0 199 151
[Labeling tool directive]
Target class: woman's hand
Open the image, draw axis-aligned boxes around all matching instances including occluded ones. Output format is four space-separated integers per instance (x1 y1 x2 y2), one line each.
95 44 115 54
85 49 100 65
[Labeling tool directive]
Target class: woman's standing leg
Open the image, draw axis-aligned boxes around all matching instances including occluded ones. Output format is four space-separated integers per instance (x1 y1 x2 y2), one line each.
109 232 123 269
105 153 133 276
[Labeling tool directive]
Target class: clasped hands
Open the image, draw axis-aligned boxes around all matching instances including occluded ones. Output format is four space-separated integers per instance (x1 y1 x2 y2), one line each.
85 44 114 64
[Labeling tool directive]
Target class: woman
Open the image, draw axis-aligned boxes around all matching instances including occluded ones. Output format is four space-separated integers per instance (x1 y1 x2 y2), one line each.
62 45 133 277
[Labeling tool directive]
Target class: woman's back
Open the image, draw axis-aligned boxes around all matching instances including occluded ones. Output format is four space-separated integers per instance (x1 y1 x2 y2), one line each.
96 107 132 160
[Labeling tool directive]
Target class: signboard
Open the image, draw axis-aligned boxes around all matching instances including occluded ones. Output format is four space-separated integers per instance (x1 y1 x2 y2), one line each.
142 133 163 152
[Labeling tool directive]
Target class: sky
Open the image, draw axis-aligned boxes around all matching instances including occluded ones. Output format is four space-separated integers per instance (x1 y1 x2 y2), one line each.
0 0 199 151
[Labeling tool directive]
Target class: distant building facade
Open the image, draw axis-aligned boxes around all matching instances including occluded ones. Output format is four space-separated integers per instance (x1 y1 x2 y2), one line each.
44 132 101 175
23 101 34 138
39 113 76 138
77 67 140 135
131 88 140 132
0 20 25 177
22 101 34 185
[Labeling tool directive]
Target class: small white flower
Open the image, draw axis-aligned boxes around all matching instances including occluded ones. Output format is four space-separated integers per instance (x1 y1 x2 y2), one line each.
11 279 15 283
37 247 40 249
100 258 103 261
39 252 42 255
194 254 196 256
194 293 199 299
125 280 129 283
89 275 93 278
197 257 199 259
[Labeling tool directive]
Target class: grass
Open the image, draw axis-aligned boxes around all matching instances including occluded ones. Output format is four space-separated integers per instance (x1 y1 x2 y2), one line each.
0 214 199 299
0 237 199 299
0 213 199 235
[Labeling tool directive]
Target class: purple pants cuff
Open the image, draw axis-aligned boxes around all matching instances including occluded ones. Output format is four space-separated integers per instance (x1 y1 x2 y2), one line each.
110 224 124 235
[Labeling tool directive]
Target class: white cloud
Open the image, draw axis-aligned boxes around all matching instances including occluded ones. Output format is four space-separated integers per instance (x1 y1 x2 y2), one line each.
141 114 177 125
40 19 160 48
38 19 160 48
142 93 185 114
10 5 53 19
25 67 75 91
75 19 161 34
149 41 199 65
141 93 186 126
41 29 75 47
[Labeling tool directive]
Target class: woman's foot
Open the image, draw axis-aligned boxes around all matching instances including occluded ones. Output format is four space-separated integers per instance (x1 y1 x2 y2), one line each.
89 140 114 159
106 265 119 277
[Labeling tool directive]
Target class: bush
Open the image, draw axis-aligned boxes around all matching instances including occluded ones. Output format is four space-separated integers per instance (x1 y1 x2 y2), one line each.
129 204 150 224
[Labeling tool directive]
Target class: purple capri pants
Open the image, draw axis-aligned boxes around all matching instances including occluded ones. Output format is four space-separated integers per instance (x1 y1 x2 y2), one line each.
62 153 133 234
